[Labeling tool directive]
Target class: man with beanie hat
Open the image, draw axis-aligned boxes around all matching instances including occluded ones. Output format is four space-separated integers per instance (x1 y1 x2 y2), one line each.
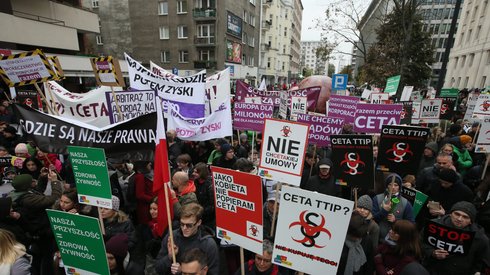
302 158 341 198
426 168 474 219
372 174 414 241
418 142 438 171
9 171 61 274
422 201 490 275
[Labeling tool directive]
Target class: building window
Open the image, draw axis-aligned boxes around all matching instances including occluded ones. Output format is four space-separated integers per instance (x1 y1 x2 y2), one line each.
249 56 254 66
177 25 188 39
96 35 103 45
456 77 461 87
475 26 481 40
454 57 459 68
284 27 287 36
249 0 256 5
249 36 255 47
243 11 248 23
481 76 487 88
179 50 189 63
459 32 464 45
267 58 271 68
197 24 214 38
177 1 187 14
159 26 169 39
242 32 248 44
250 15 255 27
92 0 99 8
158 1 168 15
463 77 469 87
199 50 210 61
161 51 170 63
469 53 475 67
487 50 490 64
242 54 246 65
467 29 472 42
461 55 466 67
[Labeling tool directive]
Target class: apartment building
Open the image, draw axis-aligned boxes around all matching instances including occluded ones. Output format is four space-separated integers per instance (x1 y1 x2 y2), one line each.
444 0 490 89
300 41 327 75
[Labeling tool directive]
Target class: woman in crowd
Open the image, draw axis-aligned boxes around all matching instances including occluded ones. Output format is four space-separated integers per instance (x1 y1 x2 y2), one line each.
134 161 154 225
52 189 79 214
106 233 129 275
374 220 422 275
101 196 136 252
143 197 162 275
176 154 193 178
0 228 31 275
19 156 43 181
192 162 215 230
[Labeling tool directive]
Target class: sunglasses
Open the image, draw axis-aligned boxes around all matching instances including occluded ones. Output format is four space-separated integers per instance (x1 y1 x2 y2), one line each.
180 221 198 229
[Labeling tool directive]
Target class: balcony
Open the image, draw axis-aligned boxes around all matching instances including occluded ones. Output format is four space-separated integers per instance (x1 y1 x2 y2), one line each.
193 8 216 20
194 36 216 45
263 0 272 8
194 60 217 69
262 20 271 30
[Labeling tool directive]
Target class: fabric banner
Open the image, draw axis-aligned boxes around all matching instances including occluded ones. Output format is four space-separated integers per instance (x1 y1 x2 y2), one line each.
14 104 156 160
166 99 232 141
400 187 428 217
424 220 475 255
47 210 110 275
288 87 321 113
234 102 273 131
235 80 280 105
104 89 156 124
16 90 42 111
150 62 231 115
438 97 457 120
327 95 358 124
377 125 430 176
296 114 343 146
45 81 120 127
419 99 442 123
330 135 374 189
400 101 413 125
258 119 309 186
354 103 402 134
125 53 206 118
475 116 490 153
211 166 263 254
272 186 353 274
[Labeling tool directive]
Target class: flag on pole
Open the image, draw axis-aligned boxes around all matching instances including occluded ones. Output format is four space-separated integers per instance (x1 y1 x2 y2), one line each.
153 94 174 236
258 78 266 91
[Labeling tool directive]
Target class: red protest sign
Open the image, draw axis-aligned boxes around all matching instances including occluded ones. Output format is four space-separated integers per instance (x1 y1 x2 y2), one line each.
211 166 263 254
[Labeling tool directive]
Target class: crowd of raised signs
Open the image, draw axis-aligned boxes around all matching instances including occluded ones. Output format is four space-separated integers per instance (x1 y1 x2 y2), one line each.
0 87 490 275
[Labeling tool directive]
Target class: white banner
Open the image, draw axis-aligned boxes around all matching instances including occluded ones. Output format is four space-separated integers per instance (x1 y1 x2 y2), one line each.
400 86 414 101
150 62 231 115
258 119 309 186
44 81 122 127
475 116 490 153
273 186 353 274
472 94 490 118
125 53 206 118
166 99 233 141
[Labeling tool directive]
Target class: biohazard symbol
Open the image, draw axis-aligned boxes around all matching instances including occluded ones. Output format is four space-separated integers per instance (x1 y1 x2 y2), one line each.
480 100 490 111
281 126 292 137
440 103 448 114
249 225 259 237
289 211 331 248
386 142 413 163
23 98 33 108
340 152 365 175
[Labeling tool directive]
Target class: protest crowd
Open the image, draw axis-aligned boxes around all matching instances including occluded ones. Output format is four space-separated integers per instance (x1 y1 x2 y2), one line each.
0 51 490 275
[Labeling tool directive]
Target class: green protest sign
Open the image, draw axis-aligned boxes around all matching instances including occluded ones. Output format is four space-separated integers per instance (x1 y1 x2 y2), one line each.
401 187 428 217
440 88 459 98
384 75 401 94
68 146 112 208
47 210 110 275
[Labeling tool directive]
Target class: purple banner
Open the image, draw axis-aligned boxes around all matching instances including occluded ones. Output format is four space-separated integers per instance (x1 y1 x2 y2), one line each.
289 87 321 112
233 102 274 131
296 113 344 146
354 103 403 134
327 95 359 123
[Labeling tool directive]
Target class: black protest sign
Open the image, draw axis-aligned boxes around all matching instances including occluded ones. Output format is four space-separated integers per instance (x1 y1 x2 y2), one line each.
438 97 457 120
0 157 12 167
13 104 156 160
330 135 374 189
424 220 475 255
377 125 429 176
400 101 413 125
16 90 42 111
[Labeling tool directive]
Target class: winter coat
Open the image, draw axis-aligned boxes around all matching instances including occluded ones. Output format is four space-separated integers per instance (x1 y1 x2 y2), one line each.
302 174 341 197
234 259 282 275
155 226 219 275
103 213 137 251
422 215 490 275
448 138 473 176
374 242 417 275
426 179 474 215
0 244 32 275
173 181 198 219
194 176 215 229
372 194 414 241
135 173 154 225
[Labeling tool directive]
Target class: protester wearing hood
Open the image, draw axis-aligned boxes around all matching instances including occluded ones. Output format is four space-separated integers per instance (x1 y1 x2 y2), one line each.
426 168 474 218
418 142 438 171
448 135 473 176
106 233 129 275
356 195 380 251
302 158 341 197
212 143 237 170
422 201 490 275
171 171 198 219
372 173 414 241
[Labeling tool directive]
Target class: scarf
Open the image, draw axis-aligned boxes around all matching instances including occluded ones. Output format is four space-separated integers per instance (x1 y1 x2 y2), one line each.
344 238 366 275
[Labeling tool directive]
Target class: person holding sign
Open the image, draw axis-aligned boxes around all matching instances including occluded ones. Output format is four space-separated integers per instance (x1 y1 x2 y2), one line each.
155 203 219 275
372 174 414 242
302 158 341 197
422 201 490 275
